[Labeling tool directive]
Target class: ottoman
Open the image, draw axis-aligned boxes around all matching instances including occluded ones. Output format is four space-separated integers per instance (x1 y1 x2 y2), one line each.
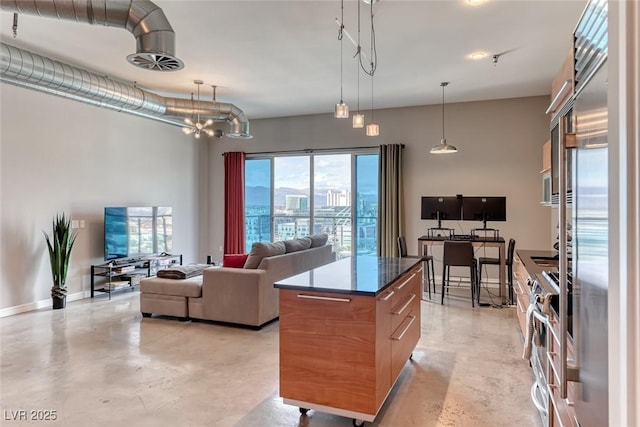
140 276 203 318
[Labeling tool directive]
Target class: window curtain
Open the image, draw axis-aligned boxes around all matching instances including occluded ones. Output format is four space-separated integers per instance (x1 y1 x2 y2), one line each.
224 152 246 254
377 144 404 257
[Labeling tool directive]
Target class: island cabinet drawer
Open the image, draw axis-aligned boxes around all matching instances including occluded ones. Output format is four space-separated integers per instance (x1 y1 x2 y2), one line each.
389 266 421 327
389 266 421 381
279 289 378 415
390 308 420 381
280 289 375 337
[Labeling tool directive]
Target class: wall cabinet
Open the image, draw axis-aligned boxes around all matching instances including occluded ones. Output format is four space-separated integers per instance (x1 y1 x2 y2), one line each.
547 49 575 117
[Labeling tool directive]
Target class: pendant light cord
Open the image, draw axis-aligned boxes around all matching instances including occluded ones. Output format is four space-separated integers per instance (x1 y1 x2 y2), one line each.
442 84 445 139
338 0 344 102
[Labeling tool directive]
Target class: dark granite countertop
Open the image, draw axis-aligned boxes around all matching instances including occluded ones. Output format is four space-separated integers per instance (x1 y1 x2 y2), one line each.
516 249 558 276
274 256 422 296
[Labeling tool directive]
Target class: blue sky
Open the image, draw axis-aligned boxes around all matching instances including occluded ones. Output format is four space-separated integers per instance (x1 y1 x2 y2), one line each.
245 154 378 194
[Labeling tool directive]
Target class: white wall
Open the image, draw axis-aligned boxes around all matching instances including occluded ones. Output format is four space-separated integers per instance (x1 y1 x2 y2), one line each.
0 87 553 313
208 95 553 263
0 85 203 312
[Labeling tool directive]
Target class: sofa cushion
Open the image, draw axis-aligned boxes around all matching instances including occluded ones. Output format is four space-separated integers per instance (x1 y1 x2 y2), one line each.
223 253 249 268
284 237 312 253
309 233 329 248
140 276 203 297
244 241 286 269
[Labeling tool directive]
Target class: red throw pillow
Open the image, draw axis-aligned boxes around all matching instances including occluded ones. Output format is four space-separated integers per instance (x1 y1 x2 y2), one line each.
223 253 249 268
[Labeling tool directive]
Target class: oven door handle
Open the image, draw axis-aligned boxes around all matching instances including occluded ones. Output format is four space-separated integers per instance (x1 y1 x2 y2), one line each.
530 382 548 416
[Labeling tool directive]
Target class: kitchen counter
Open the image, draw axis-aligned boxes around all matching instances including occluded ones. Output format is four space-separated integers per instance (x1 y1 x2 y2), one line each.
274 256 421 295
516 249 558 277
513 249 557 339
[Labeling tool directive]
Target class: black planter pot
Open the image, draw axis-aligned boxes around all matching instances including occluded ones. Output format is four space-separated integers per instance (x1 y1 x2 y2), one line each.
52 296 66 310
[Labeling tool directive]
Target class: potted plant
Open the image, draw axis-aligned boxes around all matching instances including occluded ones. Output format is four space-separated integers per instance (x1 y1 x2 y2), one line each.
43 213 77 309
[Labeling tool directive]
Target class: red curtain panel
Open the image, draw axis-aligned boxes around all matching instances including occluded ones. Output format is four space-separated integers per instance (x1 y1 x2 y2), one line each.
224 152 246 254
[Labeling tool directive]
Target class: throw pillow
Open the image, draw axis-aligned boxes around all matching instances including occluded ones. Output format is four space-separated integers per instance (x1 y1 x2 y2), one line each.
243 241 286 269
284 237 312 253
309 233 329 248
223 253 249 268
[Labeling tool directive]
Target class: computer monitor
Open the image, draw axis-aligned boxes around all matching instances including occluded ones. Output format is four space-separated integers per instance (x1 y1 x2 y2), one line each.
421 196 462 228
462 196 506 229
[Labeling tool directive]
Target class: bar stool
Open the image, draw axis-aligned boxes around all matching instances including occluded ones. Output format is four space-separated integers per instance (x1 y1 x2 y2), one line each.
397 236 436 299
478 238 516 304
441 240 478 307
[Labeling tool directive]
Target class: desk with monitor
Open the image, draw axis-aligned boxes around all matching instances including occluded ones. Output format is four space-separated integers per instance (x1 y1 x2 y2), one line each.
418 234 507 305
420 195 508 305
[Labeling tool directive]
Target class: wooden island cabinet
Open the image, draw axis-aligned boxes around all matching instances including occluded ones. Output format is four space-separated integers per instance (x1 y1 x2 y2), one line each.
275 256 422 425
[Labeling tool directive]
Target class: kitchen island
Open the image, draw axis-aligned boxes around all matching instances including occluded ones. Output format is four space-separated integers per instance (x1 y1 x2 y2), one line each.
274 256 423 426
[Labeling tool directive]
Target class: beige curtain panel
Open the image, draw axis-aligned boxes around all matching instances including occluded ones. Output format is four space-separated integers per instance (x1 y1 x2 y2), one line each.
377 144 404 257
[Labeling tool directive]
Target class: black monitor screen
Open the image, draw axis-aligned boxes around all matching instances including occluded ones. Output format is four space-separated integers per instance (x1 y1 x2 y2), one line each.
421 196 462 221
462 197 506 223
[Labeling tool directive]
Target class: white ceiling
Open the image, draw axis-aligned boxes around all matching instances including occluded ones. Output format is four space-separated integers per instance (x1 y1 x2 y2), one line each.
0 0 587 120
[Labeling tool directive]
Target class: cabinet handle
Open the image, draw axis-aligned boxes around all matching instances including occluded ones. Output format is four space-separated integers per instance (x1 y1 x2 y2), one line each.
392 315 416 340
379 290 395 301
296 294 351 303
396 273 416 290
393 294 416 315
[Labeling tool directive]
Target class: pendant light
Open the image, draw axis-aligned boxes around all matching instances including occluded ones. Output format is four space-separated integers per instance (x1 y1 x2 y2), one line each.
182 80 213 139
334 0 349 118
364 0 378 136
352 0 364 128
365 72 379 136
430 82 458 154
352 49 364 128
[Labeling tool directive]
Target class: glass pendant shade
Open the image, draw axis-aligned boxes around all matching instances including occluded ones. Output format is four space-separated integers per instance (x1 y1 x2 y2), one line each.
366 122 379 136
353 112 365 128
335 101 349 118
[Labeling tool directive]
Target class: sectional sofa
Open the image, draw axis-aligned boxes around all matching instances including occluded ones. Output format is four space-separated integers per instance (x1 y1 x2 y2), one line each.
139 234 335 328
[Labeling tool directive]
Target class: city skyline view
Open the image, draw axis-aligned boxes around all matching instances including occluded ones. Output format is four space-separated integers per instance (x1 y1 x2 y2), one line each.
244 153 379 256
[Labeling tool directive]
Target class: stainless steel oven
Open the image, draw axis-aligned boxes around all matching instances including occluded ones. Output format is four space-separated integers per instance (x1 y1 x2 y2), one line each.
525 273 560 427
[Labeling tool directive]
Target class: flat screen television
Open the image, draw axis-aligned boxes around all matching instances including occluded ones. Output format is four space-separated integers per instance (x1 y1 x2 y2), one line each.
421 196 462 228
462 196 506 228
104 206 173 261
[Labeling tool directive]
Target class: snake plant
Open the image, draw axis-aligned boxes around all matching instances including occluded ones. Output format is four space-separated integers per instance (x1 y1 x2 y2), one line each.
43 213 77 299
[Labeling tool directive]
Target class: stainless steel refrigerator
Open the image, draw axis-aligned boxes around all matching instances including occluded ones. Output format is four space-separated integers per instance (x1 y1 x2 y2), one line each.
570 5 609 424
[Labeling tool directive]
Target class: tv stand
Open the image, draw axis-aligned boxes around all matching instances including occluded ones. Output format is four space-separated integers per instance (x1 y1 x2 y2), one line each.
91 254 182 300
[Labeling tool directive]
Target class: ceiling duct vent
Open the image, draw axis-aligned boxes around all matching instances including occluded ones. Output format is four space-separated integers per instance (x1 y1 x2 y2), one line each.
0 42 251 138
127 52 182 71
0 0 184 72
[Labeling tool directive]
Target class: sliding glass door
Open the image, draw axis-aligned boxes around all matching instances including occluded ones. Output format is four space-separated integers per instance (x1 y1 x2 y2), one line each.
244 150 378 258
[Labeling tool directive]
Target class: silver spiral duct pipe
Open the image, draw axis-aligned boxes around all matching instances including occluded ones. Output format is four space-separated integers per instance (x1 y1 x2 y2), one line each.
0 43 252 138
0 0 183 71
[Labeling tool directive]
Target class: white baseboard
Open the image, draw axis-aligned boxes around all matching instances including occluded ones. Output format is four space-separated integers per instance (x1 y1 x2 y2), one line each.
0 291 91 318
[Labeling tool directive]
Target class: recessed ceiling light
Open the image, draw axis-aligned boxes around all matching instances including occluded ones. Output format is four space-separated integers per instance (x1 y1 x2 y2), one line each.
469 51 488 60
467 0 485 5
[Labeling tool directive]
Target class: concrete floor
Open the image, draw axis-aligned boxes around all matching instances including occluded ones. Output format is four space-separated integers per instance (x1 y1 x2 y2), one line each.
0 287 540 427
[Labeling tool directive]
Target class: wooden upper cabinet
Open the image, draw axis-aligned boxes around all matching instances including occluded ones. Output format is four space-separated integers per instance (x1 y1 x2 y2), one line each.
548 49 575 116
542 140 551 173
